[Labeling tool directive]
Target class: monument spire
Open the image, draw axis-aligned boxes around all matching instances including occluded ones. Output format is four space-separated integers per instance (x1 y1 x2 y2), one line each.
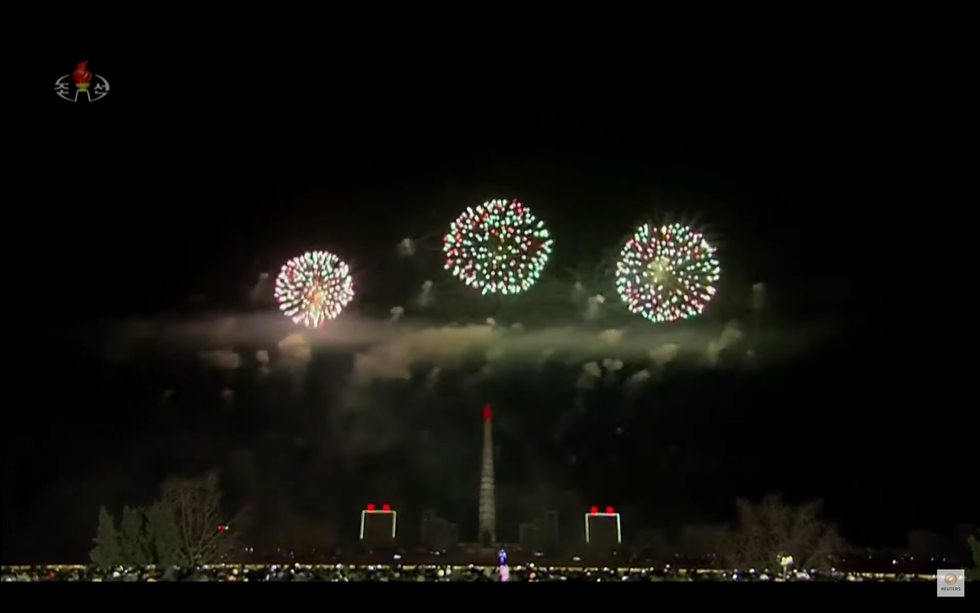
478 404 496 545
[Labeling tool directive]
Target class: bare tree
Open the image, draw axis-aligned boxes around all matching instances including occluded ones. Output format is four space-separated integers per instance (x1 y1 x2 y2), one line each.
147 499 182 566
721 495 844 571
149 471 249 565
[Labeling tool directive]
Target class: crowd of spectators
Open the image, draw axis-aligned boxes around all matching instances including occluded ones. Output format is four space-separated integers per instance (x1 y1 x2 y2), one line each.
1 564 939 582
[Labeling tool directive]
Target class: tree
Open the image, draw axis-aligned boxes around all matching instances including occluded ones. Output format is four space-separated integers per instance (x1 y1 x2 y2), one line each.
119 505 154 566
90 506 123 567
151 471 246 564
968 535 980 581
146 499 182 566
90 471 246 567
721 495 844 571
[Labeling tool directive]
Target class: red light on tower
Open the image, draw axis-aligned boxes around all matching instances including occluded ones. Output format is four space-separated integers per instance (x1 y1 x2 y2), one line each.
589 506 599 514
366 503 375 511
482 404 492 421
605 506 614 514
382 503 390 511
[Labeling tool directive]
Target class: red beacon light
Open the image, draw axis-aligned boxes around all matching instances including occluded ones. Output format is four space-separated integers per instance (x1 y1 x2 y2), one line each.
589 506 599 514
605 506 614 514
382 503 391 511
366 503 375 511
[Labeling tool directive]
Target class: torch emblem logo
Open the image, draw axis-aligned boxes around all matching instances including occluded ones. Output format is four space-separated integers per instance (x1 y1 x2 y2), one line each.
55 61 110 102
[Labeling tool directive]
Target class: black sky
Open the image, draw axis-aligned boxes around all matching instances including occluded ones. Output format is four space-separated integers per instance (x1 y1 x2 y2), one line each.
6 51 967 564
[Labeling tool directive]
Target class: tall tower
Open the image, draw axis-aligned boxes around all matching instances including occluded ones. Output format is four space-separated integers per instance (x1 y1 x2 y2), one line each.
478 404 496 545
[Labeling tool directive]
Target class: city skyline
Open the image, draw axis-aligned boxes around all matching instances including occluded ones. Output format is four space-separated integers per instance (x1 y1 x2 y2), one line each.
11 56 970 565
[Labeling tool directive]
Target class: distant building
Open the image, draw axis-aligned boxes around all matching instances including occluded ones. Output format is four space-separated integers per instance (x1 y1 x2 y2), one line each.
519 522 539 549
542 510 559 549
445 522 459 548
433 517 449 550
520 511 559 551
420 509 437 548
421 510 458 551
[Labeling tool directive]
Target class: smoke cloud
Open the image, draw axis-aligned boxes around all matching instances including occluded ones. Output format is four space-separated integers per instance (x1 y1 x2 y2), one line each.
101 311 833 393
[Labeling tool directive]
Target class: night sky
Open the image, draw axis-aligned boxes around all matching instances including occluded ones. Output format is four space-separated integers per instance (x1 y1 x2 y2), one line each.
7 52 968 564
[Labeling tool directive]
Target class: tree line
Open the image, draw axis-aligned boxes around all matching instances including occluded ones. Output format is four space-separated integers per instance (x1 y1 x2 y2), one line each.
629 495 845 571
643 496 978 574
90 478 980 575
90 471 247 567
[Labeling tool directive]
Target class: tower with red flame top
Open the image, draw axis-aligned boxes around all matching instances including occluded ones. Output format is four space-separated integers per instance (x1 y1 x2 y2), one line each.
72 61 92 91
478 404 496 545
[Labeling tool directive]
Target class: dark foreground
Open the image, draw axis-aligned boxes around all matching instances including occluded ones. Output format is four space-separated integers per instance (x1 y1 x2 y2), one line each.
1 565 940 582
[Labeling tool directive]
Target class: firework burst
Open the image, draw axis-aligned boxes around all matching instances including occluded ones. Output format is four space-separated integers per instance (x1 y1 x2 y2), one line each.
274 250 354 327
444 199 553 295
615 223 720 323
